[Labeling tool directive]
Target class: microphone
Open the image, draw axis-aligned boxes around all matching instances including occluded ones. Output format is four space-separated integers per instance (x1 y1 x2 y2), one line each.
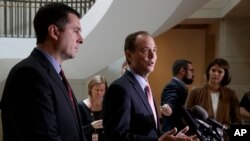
181 106 208 141
195 118 223 141
191 105 208 120
207 118 229 132
191 105 227 141
191 105 229 132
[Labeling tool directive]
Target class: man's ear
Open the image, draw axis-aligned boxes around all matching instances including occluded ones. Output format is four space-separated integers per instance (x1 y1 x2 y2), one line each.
48 25 59 40
180 67 186 75
125 50 131 64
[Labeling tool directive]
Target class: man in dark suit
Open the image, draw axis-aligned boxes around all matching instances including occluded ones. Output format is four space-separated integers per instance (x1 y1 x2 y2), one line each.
0 3 86 141
103 31 193 141
160 59 194 132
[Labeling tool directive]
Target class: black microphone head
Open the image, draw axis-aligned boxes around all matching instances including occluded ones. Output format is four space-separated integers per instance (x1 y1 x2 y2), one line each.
182 106 211 141
181 106 199 130
191 105 208 120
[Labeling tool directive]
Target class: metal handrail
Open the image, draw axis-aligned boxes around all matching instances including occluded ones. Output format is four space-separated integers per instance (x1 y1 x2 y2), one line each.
0 0 96 38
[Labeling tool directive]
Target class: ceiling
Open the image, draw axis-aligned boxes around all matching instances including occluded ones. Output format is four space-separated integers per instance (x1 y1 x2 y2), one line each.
177 0 249 27
225 0 250 18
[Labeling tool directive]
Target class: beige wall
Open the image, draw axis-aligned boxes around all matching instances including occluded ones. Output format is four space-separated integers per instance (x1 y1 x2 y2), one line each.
149 29 206 114
148 18 250 117
217 18 250 100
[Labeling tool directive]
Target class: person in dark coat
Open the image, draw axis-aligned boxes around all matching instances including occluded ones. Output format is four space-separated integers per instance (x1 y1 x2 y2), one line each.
1 3 86 141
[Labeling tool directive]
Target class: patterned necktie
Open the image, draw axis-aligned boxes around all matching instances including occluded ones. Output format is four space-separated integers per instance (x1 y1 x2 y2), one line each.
59 69 76 111
145 84 157 127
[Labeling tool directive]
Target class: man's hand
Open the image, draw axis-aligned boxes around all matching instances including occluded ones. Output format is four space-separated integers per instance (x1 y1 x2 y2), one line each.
159 126 198 141
91 119 103 129
160 104 172 116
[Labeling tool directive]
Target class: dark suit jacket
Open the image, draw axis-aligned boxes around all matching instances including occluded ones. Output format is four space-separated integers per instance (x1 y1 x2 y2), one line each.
1 48 86 141
78 101 105 141
160 78 188 132
103 71 160 141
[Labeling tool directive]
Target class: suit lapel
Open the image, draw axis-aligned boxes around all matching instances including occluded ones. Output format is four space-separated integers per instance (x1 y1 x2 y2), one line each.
48 62 83 136
125 71 157 127
49 68 77 115
31 48 82 137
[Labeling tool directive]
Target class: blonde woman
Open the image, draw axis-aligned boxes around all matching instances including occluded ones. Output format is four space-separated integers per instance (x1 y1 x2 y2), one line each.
78 75 108 141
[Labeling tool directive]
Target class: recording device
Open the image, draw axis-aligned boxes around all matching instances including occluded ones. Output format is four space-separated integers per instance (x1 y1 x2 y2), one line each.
207 118 228 132
195 118 223 141
182 106 224 141
182 106 211 141
191 105 229 133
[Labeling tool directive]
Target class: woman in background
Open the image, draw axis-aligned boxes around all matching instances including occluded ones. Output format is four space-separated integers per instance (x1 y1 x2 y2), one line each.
121 60 128 75
185 58 241 140
78 75 108 141
240 91 250 124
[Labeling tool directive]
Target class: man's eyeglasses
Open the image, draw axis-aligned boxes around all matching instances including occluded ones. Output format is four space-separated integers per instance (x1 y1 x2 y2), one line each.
186 68 194 72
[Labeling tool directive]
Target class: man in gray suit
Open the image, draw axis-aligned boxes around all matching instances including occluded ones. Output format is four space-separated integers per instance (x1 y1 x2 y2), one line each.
103 31 195 141
1 3 86 141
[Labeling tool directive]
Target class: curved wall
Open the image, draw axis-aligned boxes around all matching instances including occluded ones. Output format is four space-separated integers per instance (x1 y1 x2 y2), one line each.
0 0 208 81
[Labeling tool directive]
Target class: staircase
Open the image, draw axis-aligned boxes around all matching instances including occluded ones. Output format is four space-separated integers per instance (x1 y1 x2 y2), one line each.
0 0 208 81
0 0 95 38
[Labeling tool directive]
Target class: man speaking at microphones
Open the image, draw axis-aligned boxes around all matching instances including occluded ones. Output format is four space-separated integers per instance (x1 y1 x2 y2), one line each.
103 31 196 141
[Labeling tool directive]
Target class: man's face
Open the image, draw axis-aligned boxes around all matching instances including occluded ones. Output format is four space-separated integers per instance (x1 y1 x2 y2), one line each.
127 35 157 78
183 63 194 85
57 13 84 61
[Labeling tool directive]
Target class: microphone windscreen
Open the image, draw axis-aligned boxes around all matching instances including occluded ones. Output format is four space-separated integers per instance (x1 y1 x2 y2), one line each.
182 106 214 141
191 105 208 120
181 106 199 130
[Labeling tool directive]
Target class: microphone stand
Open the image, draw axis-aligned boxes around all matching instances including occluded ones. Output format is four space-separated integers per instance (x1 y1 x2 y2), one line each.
196 119 224 141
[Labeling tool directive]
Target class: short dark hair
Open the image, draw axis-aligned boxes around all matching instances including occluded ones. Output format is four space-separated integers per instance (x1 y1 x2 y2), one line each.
206 58 231 86
124 31 150 64
33 3 81 44
172 59 192 76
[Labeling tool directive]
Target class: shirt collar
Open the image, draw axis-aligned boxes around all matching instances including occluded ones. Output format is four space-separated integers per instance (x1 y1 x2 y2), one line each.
127 67 148 91
173 77 187 89
36 47 61 74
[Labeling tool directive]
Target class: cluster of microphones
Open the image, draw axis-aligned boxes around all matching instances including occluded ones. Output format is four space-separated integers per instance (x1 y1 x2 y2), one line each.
182 105 229 141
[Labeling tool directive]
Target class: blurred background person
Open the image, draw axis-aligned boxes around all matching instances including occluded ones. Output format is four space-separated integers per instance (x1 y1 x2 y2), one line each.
185 58 241 140
160 59 194 132
78 75 108 141
121 59 128 75
239 91 250 124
